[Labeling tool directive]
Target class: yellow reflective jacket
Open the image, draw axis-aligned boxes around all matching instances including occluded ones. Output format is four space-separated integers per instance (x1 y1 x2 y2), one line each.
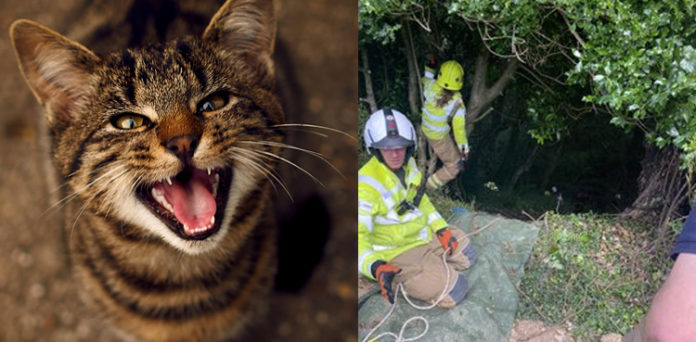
421 65 469 149
358 156 448 279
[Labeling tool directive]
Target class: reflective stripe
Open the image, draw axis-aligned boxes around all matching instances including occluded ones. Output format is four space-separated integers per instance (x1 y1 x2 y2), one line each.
373 244 393 251
424 70 434 79
374 208 422 225
359 214 374 232
423 119 449 133
423 107 449 123
359 174 389 196
443 98 459 114
358 199 373 213
427 211 442 224
428 175 443 189
419 227 429 240
358 250 374 272
454 107 466 118
359 174 396 209
374 216 398 225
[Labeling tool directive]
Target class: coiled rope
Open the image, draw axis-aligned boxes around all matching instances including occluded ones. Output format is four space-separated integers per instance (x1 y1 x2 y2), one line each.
360 216 500 342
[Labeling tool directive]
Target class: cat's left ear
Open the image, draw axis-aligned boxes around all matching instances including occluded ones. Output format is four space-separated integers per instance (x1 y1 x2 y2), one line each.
203 0 276 87
10 19 99 128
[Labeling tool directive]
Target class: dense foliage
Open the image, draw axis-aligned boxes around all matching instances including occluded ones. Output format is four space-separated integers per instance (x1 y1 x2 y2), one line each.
360 0 696 170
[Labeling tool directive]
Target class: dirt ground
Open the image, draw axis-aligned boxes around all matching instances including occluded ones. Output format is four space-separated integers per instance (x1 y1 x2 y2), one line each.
0 0 357 341
508 320 622 342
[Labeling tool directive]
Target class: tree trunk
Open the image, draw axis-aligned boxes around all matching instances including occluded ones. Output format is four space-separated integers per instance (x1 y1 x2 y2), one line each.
401 21 430 169
467 48 518 136
402 21 420 117
621 144 690 236
360 49 377 113
507 144 539 192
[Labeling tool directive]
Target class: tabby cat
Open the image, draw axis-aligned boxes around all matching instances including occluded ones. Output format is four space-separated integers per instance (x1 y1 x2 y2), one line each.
10 0 284 340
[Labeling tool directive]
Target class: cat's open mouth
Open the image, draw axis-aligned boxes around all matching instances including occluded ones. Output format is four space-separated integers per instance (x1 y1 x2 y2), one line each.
136 167 233 240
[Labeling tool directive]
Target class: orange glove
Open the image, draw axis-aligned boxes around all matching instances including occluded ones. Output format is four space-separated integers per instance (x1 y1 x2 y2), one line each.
437 228 458 256
371 260 401 304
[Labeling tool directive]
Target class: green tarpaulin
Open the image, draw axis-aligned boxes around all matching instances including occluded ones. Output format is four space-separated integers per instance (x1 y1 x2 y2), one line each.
359 210 540 342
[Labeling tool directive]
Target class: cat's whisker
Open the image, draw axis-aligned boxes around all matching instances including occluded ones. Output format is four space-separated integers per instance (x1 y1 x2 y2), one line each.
229 146 293 201
239 140 346 180
271 123 357 142
70 189 101 240
250 149 325 188
69 167 130 239
90 169 136 228
47 161 125 201
42 165 128 218
49 181 73 195
50 167 127 212
280 128 330 138
234 156 286 199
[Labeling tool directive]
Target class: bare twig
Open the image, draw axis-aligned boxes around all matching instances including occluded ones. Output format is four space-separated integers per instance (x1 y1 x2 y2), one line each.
559 9 585 46
472 107 495 123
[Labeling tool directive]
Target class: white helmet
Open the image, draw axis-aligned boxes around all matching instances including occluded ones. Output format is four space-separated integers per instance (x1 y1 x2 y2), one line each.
363 108 416 154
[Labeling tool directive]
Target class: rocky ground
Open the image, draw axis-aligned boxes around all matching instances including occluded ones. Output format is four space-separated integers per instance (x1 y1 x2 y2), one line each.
508 320 622 342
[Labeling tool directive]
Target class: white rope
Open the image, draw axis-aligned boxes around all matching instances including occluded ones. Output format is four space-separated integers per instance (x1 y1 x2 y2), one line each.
361 249 452 342
362 217 500 342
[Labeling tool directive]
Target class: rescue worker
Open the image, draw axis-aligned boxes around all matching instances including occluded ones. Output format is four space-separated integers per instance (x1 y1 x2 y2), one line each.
622 202 696 341
421 56 469 189
358 108 477 308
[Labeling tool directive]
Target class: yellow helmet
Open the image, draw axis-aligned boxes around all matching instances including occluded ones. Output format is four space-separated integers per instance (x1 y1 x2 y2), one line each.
436 60 464 91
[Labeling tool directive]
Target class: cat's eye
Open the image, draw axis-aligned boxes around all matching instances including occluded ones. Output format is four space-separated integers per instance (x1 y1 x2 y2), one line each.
111 113 150 130
197 92 230 113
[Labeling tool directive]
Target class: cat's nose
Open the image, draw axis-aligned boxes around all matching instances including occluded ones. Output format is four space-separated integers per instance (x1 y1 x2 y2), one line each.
164 134 200 162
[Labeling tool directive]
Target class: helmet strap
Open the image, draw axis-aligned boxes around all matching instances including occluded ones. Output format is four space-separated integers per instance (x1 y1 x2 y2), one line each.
382 108 400 137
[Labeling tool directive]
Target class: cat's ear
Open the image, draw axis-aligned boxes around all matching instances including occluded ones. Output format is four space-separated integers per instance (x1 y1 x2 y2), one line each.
203 0 276 87
10 19 99 126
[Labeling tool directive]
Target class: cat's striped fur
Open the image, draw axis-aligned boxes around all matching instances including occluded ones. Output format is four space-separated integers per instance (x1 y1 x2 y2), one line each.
10 0 283 340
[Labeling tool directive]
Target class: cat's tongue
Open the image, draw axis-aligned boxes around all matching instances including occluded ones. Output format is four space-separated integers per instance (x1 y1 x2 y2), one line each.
154 169 216 236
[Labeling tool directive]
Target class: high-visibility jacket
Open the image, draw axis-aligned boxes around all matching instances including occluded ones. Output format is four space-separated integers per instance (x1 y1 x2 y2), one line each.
421 65 469 149
358 156 448 279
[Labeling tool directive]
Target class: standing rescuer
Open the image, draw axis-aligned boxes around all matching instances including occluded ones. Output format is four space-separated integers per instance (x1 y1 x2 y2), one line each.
359 108 477 308
421 57 469 189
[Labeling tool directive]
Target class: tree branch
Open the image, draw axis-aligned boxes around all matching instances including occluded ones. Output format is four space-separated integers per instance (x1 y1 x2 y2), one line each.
483 58 518 105
467 49 518 135
559 9 585 47
401 20 421 116
360 49 378 113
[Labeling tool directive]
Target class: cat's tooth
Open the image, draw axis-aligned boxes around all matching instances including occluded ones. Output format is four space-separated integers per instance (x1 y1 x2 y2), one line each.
183 224 190 232
151 187 174 213
162 200 173 213
210 216 215 225
166 177 172 186
207 168 211 175
152 187 164 203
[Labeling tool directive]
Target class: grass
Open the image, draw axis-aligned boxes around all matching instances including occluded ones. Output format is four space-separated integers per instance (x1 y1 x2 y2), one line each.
516 212 674 340
428 192 676 341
